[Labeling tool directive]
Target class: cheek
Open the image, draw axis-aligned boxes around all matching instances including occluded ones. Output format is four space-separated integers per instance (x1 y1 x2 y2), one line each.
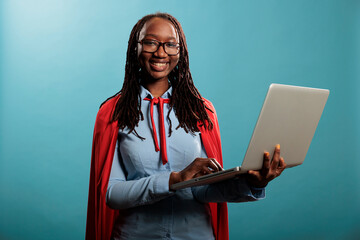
172 56 180 68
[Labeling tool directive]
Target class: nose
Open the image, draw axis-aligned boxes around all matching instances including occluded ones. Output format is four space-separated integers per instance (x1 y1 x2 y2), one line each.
154 44 167 58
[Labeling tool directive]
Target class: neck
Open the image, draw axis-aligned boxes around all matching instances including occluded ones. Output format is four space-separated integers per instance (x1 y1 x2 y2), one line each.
142 78 170 98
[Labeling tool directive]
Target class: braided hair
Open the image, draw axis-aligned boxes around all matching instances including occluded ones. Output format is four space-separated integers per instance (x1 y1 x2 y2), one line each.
103 12 213 139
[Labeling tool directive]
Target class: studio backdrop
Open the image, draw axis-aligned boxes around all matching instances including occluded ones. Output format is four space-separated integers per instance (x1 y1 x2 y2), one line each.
0 0 359 239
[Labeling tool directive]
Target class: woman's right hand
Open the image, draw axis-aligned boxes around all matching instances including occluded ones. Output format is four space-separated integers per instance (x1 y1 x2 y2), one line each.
169 158 222 189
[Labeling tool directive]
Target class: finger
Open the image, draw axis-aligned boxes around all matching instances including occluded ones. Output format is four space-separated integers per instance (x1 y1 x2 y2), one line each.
192 165 213 178
208 159 219 172
276 157 286 176
278 157 286 169
194 172 203 178
182 158 213 179
192 158 211 168
210 158 224 171
202 166 213 175
271 144 281 170
262 152 270 175
248 170 262 180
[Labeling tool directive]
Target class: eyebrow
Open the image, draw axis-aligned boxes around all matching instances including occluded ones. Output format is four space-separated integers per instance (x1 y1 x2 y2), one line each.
144 34 177 40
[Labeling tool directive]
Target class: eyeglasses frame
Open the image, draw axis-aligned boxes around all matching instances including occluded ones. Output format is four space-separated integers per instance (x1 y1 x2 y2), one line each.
138 39 180 56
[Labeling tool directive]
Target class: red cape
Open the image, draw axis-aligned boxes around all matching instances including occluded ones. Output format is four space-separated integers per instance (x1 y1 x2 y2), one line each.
86 95 229 240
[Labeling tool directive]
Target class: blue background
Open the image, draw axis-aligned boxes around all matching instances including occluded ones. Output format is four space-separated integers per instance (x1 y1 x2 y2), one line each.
0 0 359 239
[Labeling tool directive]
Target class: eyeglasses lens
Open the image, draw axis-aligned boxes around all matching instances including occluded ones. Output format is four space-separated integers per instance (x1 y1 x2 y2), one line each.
142 41 179 55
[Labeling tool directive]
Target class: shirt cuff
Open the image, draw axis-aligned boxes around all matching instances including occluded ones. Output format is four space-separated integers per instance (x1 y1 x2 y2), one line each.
249 186 266 199
154 171 174 196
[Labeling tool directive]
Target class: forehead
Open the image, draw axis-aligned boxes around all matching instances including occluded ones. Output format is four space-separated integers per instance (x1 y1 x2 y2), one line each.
138 17 178 41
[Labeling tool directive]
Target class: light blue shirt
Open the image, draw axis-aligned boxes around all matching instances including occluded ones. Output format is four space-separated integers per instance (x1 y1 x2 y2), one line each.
106 86 265 240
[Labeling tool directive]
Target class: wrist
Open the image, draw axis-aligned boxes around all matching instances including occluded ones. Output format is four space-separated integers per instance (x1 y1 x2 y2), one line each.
169 172 182 190
249 182 268 188
246 177 268 188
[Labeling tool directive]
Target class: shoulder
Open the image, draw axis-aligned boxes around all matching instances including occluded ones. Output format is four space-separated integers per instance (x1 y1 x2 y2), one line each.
201 97 219 126
98 95 120 115
202 97 216 113
94 95 121 128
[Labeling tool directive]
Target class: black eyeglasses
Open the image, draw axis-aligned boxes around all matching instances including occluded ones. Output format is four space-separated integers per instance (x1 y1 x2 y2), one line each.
138 39 180 56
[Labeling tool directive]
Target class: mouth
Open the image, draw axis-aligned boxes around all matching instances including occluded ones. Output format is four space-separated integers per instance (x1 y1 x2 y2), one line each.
149 61 169 71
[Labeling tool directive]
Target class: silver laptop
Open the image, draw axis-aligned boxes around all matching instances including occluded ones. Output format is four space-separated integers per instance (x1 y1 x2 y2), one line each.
171 83 330 190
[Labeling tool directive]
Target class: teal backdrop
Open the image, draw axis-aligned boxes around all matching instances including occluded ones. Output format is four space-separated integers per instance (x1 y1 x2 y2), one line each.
0 0 359 239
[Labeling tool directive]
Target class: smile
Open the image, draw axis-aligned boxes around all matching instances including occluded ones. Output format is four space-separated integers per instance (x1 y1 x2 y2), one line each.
151 62 167 67
149 62 169 71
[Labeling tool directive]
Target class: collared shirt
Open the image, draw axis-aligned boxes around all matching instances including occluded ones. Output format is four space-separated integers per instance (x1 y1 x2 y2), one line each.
106 86 265 240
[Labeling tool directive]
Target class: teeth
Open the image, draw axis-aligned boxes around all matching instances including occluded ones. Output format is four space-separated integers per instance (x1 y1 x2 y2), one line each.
152 62 167 66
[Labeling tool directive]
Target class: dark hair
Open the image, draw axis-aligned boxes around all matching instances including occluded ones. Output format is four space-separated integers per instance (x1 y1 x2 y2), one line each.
103 12 213 138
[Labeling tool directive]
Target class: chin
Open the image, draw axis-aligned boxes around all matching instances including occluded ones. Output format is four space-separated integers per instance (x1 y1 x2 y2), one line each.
146 71 169 81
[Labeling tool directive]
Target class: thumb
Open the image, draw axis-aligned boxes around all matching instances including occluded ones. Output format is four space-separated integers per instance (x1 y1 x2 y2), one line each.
248 170 261 180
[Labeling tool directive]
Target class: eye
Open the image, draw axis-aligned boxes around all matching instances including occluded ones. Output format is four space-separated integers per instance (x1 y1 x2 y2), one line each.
165 42 179 48
142 40 158 46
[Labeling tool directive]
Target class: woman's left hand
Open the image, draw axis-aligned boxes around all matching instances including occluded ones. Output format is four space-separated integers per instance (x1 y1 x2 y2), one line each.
246 144 286 188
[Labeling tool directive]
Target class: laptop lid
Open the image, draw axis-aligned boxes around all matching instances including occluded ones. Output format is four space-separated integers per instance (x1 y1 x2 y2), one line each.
241 83 329 171
170 83 329 190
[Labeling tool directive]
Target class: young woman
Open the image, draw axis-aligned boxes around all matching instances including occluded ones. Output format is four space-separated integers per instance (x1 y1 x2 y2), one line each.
86 12 286 240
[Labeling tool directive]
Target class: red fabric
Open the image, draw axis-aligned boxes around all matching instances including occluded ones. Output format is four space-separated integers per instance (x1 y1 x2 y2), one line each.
85 95 229 240
144 97 170 165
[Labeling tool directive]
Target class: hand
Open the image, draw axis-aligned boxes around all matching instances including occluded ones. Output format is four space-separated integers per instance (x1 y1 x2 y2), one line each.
169 158 222 188
246 144 286 188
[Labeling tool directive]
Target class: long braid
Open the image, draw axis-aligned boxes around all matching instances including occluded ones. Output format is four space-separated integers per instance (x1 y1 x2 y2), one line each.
102 12 213 138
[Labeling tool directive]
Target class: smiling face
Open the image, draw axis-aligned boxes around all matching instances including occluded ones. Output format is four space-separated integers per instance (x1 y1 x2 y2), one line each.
137 17 180 83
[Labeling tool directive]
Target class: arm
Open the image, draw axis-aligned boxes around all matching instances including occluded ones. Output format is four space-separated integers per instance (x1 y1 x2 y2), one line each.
191 144 265 203
191 176 265 203
106 141 174 210
192 144 287 203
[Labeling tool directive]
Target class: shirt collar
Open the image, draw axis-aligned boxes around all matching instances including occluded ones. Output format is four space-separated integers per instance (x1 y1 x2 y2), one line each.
140 85 173 99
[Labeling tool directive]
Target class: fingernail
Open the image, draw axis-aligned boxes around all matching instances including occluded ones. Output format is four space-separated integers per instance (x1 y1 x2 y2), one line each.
265 152 270 157
276 144 280 150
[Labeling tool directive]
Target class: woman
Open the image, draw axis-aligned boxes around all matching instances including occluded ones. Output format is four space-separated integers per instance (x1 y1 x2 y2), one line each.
86 12 286 240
